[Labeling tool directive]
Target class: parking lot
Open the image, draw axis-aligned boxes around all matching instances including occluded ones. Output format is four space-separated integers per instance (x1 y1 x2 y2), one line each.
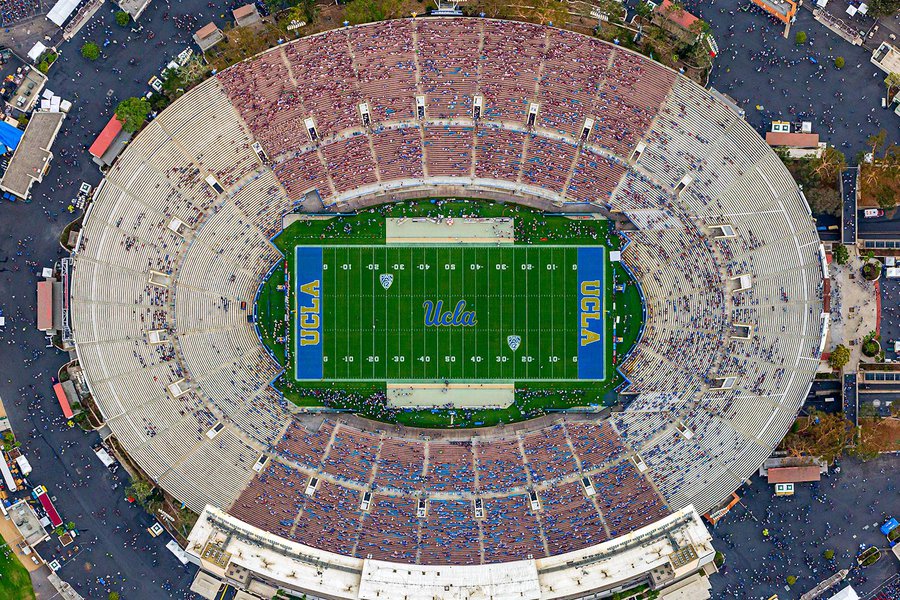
710 455 900 599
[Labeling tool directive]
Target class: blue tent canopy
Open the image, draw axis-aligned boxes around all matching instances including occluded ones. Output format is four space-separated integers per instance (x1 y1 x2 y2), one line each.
0 120 24 154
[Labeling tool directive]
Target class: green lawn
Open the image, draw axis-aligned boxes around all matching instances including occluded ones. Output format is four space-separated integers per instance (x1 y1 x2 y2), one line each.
0 545 35 600
255 199 644 427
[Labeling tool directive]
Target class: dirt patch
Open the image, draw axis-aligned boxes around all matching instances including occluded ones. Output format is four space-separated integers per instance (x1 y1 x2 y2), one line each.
858 163 900 209
859 417 900 453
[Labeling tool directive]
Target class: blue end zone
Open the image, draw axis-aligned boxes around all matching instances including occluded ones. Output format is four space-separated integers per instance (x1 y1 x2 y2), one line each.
295 246 323 380
577 247 605 380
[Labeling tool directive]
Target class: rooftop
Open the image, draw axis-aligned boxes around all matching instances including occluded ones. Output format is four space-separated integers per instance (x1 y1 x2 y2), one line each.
186 505 714 600
196 22 219 39
656 0 700 31
232 4 256 19
0 111 64 199
765 131 820 148
767 466 822 484
89 116 124 158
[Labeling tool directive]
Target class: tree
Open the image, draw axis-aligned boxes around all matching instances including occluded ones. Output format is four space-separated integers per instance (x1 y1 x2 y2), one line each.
115 11 130 26
473 0 513 18
876 182 896 210
635 1 652 18
869 0 900 17
863 260 882 281
787 576 797 586
814 146 847 183
886 72 900 98
833 244 850 265
109 592 120 600
829 344 850 370
862 331 881 357
81 42 100 61
782 410 854 463
344 0 401 24
689 19 710 37
834 56 845 69
298 0 319 23
795 31 807 45
807 187 842 218
126 479 155 505
868 129 888 159
824 549 835 560
115 97 151 133
512 0 569 26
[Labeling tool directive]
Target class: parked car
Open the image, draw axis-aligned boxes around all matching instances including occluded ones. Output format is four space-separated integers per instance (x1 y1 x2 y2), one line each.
863 208 884 218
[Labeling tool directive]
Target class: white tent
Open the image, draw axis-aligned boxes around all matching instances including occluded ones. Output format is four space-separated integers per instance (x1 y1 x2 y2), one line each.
26 41 47 63
828 586 859 600
47 0 80 26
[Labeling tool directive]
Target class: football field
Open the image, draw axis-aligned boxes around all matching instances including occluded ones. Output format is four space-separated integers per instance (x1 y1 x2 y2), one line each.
294 244 608 382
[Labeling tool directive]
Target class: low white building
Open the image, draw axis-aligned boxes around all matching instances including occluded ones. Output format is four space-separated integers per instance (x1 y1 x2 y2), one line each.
185 505 716 600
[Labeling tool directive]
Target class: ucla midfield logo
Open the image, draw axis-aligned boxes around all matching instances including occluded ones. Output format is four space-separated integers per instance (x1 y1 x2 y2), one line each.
423 300 477 327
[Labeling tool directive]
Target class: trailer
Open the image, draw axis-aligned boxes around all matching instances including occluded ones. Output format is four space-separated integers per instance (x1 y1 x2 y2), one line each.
32 485 63 528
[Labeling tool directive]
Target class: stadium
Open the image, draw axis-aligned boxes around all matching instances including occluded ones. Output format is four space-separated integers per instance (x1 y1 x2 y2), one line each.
68 17 827 600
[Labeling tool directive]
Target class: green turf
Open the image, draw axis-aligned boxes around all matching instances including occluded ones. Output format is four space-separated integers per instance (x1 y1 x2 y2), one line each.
255 199 644 428
0 545 36 600
314 244 595 381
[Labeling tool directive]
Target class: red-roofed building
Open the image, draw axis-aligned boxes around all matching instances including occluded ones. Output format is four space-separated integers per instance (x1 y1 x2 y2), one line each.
232 3 260 27
766 131 825 158
767 466 821 484
37 279 53 331
53 382 74 419
751 0 797 25
89 116 123 158
89 116 132 167
193 22 224 52
653 0 703 42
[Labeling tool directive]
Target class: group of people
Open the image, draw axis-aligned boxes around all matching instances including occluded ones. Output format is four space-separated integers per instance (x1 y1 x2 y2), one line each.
229 416 670 564
214 18 684 210
0 0 42 26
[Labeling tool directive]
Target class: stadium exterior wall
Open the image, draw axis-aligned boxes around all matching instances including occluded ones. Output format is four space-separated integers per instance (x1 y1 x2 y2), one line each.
186 505 714 600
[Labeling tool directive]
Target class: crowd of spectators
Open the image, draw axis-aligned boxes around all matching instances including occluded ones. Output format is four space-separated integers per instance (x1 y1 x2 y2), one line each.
0 0 44 26
230 418 669 564
216 19 676 207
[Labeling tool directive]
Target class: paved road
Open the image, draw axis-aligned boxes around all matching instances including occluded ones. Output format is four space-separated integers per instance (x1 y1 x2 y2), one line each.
709 455 900 599
842 167 858 244
0 1 222 598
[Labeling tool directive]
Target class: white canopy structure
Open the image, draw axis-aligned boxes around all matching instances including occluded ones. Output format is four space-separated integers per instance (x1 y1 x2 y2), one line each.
47 0 80 26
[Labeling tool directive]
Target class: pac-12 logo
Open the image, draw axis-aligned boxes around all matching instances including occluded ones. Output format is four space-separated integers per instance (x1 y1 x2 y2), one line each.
298 279 321 346
379 273 393 289
580 280 602 347
423 300 476 327
507 335 521 351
